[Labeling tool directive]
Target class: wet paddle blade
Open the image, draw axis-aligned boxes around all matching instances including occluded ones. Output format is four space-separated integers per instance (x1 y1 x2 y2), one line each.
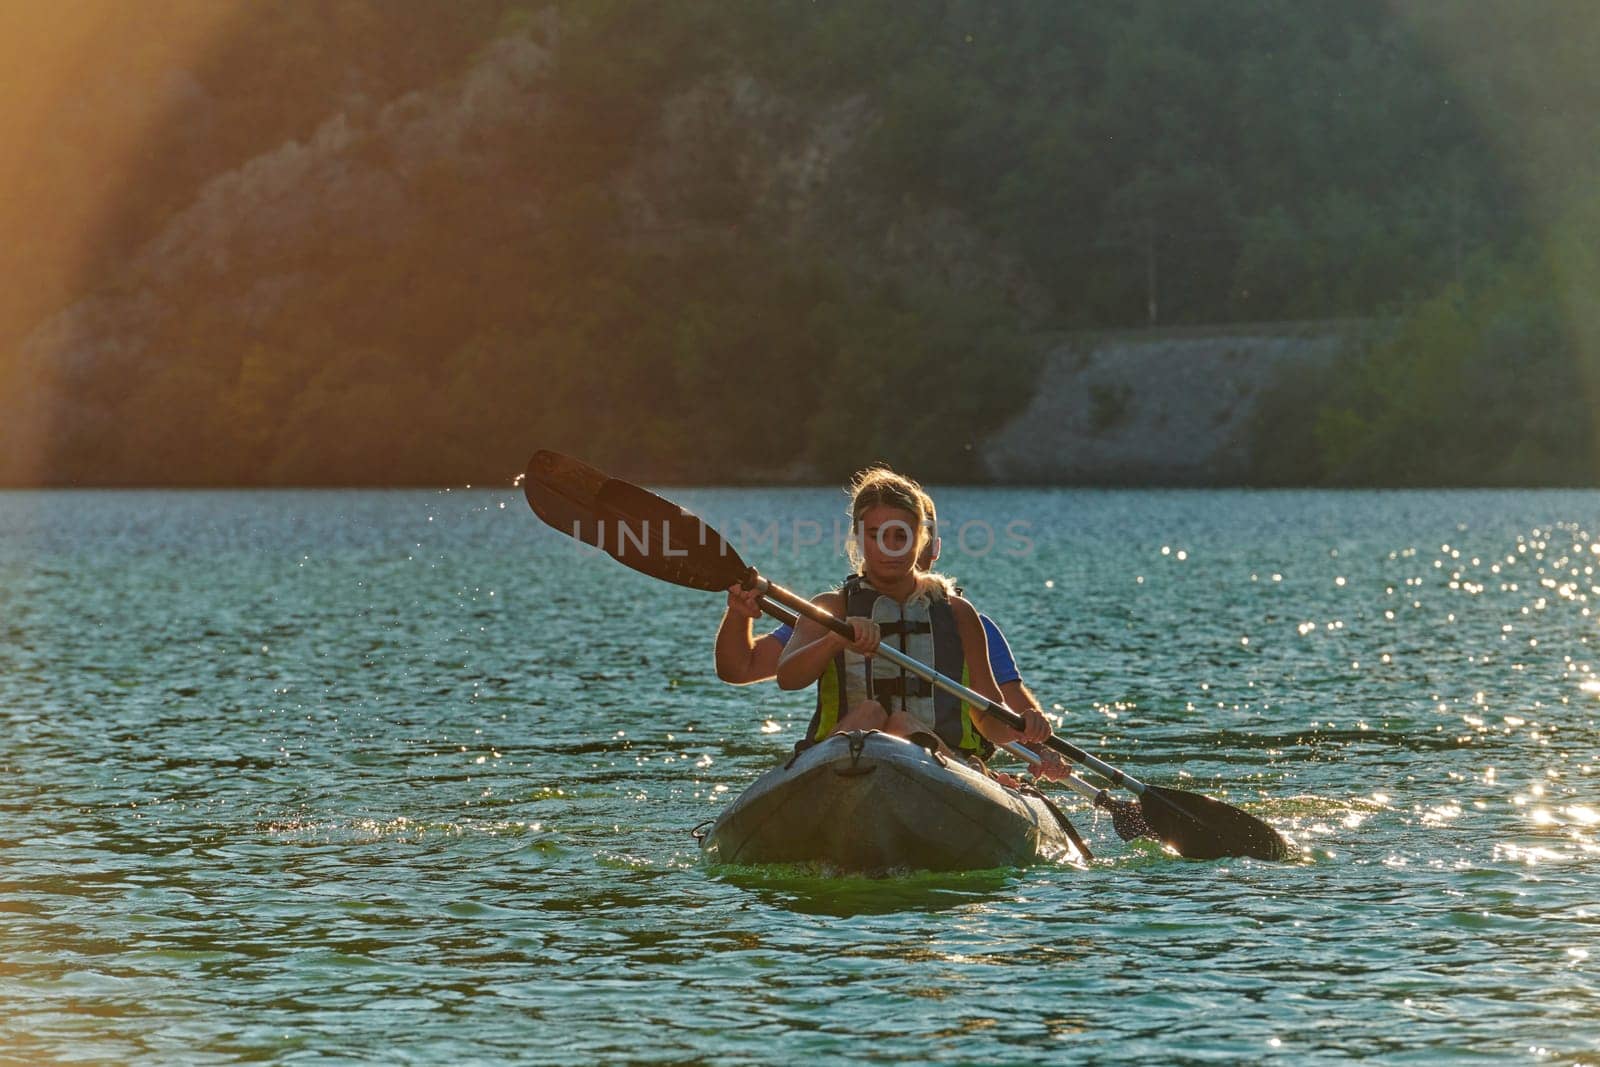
591 478 750 592
1139 785 1292 861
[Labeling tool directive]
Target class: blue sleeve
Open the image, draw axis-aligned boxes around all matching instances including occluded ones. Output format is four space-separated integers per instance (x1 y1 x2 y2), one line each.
769 624 794 645
980 614 1020 685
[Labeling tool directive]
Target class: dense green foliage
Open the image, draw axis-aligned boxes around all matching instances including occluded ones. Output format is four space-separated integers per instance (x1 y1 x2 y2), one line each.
4 1 1595 484
1255 191 1600 486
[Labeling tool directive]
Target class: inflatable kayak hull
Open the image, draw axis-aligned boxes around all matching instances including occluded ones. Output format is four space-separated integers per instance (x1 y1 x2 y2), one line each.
700 731 1083 872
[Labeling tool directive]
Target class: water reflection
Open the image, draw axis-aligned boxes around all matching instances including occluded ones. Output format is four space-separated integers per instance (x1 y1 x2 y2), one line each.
710 865 1023 917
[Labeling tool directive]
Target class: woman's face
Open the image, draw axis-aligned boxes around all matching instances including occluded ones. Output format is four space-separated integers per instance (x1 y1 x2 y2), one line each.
857 503 924 583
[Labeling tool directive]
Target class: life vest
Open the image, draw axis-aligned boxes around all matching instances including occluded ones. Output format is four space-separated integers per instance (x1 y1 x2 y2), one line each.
802 574 989 756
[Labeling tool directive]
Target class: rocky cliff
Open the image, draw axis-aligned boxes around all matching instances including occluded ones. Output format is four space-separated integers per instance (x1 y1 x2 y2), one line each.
984 324 1360 485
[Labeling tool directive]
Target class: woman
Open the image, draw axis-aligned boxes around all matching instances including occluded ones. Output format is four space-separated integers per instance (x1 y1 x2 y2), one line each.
715 502 1069 779
773 466 1052 755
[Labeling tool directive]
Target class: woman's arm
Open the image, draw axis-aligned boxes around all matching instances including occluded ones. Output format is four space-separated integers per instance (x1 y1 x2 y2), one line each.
952 596 1051 745
715 586 784 684
1001 678 1071 780
715 627 785 685
775 592 880 690
746 635 784 683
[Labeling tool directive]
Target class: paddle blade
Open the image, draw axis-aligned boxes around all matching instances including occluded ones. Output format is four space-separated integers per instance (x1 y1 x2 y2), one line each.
1139 785 1292 861
1096 796 1154 842
522 451 752 592
593 478 750 592
523 450 611 549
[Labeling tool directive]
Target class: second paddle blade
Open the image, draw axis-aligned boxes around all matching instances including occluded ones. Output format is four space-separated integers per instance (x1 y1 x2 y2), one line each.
1139 785 1293 861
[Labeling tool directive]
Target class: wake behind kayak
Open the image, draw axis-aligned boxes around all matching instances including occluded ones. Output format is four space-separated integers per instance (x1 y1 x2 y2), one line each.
698 731 1086 873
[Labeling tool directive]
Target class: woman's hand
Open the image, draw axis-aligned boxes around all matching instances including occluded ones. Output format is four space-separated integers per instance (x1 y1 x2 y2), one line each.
1029 745 1071 782
1016 705 1052 746
842 616 881 655
725 584 763 620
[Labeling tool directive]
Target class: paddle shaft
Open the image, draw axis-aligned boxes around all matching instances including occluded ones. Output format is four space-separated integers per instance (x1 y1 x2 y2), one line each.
750 577 1154 799
751 598 1120 810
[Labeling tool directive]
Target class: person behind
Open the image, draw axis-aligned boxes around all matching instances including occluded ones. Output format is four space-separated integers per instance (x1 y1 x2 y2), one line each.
755 466 1051 761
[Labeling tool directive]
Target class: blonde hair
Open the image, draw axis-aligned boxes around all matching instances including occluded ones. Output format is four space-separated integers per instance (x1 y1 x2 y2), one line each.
844 465 956 599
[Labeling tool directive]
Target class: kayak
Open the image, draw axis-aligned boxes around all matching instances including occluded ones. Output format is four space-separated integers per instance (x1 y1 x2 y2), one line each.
699 731 1086 872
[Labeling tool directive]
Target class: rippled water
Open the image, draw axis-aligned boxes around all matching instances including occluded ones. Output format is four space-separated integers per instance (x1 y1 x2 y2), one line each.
2 487 1598 1064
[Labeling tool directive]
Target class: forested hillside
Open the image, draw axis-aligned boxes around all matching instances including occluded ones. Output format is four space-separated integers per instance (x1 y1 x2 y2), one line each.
1 1 1594 485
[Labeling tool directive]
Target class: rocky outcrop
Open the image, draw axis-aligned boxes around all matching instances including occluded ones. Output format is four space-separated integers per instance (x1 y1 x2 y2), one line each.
983 324 1359 485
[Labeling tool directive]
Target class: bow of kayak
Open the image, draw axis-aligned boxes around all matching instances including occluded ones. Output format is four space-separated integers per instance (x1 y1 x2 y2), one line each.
700 731 1085 873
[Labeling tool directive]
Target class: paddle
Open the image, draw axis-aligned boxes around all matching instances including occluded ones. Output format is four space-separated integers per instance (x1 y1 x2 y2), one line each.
523 450 1292 861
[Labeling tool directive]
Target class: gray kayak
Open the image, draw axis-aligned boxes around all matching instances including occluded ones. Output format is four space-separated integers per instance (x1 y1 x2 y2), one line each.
699 731 1085 872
